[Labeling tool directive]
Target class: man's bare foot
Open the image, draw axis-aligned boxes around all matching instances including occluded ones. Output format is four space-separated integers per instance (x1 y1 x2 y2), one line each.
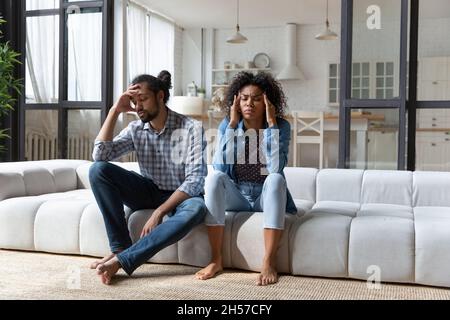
90 253 116 270
96 257 121 285
195 262 223 280
257 263 278 286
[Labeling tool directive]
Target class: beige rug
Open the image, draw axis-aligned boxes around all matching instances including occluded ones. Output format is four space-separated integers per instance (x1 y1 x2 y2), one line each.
1 249 449 300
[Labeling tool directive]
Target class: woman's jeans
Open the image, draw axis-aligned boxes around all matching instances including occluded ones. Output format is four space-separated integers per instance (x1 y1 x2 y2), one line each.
89 161 207 275
204 171 287 230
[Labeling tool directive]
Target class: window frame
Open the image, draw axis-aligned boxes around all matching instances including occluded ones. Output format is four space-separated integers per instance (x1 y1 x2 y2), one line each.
18 0 113 160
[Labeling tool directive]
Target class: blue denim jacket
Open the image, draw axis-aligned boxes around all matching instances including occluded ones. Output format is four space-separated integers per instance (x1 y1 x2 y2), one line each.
212 117 297 214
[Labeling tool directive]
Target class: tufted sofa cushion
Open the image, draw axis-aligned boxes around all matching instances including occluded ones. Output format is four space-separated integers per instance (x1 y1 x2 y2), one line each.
0 160 88 201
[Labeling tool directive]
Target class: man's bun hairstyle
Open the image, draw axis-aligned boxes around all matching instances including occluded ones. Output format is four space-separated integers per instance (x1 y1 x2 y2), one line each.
132 70 172 104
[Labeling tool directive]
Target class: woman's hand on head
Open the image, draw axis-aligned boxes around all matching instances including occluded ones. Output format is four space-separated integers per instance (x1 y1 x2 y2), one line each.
229 93 241 128
264 93 277 127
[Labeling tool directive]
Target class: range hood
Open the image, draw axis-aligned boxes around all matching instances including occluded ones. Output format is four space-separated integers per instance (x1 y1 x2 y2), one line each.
277 23 305 81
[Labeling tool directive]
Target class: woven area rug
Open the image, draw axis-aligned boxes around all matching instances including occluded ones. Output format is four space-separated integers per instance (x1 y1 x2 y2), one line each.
1 249 449 300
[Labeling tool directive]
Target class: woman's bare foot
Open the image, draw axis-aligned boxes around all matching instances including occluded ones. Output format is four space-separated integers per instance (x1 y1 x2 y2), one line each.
90 253 116 270
257 262 278 286
96 257 121 285
195 261 223 280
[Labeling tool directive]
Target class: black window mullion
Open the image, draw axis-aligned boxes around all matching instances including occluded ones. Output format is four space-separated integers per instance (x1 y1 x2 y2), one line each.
1 0 24 161
397 0 409 170
345 99 400 109
407 0 419 171
24 104 60 110
102 0 114 122
19 0 26 160
62 101 103 108
62 1 104 9
25 9 59 17
338 0 353 168
58 0 67 159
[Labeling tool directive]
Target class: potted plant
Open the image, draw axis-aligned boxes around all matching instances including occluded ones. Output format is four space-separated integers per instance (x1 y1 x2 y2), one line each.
197 88 206 99
0 17 22 155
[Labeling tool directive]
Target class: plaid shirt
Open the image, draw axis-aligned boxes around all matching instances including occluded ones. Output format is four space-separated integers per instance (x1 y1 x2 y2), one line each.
92 108 207 197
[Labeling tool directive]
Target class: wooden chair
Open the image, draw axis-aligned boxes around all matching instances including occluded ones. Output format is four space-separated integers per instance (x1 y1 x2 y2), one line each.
292 111 325 169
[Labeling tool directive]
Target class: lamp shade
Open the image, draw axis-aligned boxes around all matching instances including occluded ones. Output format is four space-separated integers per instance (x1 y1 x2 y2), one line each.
170 96 204 115
226 29 248 44
315 0 338 40
227 0 247 44
315 24 338 40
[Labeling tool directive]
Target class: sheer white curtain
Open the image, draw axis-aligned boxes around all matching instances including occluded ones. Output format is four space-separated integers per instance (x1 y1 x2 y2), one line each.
127 1 175 83
67 12 102 101
148 14 175 78
127 2 149 82
26 0 58 11
25 15 59 137
67 12 102 140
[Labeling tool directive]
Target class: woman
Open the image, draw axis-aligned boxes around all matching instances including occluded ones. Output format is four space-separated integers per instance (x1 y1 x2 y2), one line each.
195 71 297 286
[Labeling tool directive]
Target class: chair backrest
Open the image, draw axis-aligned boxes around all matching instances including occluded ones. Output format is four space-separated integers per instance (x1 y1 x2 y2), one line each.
291 111 325 168
292 111 324 140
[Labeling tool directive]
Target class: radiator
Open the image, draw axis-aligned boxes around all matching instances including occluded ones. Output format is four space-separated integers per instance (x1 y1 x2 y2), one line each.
25 132 137 162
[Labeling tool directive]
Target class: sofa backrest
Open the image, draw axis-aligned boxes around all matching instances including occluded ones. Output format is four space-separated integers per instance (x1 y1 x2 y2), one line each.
361 170 412 206
0 160 88 201
284 167 318 202
413 171 450 207
316 169 364 203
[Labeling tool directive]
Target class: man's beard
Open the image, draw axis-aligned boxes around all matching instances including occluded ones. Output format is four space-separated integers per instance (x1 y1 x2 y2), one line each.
139 107 160 123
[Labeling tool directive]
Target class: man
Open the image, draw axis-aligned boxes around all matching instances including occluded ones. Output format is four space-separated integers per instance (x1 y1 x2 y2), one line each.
89 71 207 285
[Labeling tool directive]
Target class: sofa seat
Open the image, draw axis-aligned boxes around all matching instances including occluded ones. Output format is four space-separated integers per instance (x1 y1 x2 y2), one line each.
414 208 450 287
348 215 415 283
310 201 360 217
357 203 413 219
290 212 352 278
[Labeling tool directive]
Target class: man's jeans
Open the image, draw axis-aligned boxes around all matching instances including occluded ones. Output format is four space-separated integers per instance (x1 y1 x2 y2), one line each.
204 171 287 230
89 161 206 275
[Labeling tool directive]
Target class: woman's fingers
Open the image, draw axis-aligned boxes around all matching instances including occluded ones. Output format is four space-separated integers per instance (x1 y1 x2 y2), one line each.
263 93 270 107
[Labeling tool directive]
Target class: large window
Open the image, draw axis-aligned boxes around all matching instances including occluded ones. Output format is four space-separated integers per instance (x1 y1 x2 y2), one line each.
340 0 450 171
22 0 113 161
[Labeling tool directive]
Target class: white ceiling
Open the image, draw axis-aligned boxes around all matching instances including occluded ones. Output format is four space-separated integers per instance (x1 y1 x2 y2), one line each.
140 0 342 28
139 0 450 29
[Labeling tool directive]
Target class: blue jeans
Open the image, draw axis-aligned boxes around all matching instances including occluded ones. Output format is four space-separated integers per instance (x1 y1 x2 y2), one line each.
89 162 207 275
204 171 287 229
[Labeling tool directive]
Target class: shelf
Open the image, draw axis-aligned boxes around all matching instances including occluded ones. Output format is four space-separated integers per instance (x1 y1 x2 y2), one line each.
212 68 271 72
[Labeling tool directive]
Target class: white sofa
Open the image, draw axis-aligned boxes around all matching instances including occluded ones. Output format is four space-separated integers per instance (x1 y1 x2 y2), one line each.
1 160 450 288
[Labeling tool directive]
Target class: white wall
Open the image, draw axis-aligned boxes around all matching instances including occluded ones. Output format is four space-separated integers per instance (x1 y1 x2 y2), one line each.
174 26 184 96
212 24 340 113
181 28 203 96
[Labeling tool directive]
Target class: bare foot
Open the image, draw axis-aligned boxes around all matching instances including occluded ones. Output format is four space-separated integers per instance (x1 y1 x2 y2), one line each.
90 253 116 270
96 257 121 285
195 262 223 280
257 264 278 286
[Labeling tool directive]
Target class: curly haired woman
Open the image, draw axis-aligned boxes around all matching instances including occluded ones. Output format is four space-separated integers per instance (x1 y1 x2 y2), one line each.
195 71 296 286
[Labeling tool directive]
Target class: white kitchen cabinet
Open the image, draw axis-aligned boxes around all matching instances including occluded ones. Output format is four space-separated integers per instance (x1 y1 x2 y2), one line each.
419 57 448 81
417 56 450 100
416 131 450 171
417 109 450 129
367 130 398 170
